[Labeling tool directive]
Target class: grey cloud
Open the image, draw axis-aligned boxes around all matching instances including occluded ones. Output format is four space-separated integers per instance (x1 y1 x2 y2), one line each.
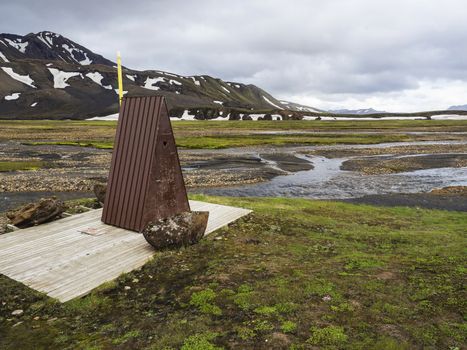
1 0 467 109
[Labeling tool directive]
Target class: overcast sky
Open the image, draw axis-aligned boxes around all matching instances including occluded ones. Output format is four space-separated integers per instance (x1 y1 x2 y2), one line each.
2 0 467 112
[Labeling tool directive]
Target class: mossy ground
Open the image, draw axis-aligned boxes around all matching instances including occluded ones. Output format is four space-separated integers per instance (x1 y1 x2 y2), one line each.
1 196 465 349
1 119 466 150
0 160 46 172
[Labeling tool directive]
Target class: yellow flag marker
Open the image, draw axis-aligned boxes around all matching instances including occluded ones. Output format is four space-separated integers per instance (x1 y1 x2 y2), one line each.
116 51 123 106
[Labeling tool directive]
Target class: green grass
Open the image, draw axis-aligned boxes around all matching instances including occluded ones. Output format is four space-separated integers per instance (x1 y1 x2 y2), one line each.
20 131 462 150
170 119 467 131
2 119 467 149
174 133 414 149
0 196 466 349
0 160 45 172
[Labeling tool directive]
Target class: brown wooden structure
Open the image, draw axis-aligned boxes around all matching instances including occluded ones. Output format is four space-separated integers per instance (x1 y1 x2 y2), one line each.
102 96 190 232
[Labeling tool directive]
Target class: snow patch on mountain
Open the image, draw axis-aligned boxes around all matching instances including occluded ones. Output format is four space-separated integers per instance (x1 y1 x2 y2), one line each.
169 79 182 86
4 92 21 100
79 52 92 65
213 100 223 105
143 77 165 90
262 95 283 110
36 36 51 48
191 77 200 86
0 51 9 63
126 74 136 82
172 110 196 121
31 102 37 107
1 67 36 88
295 106 321 113
221 86 230 93
114 89 128 96
62 43 93 65
431 114 467 120
249 114 266 120
4 38 28 53
48 68 81 88
86 72 112 89
87 113 119 121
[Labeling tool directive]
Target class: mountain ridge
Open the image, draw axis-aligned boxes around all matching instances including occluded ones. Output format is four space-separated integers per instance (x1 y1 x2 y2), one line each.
0 31 321 120
448 104 467 111
327 108 387 115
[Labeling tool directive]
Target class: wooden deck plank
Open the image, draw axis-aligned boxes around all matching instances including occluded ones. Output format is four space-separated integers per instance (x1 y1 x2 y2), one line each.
0 200 251 302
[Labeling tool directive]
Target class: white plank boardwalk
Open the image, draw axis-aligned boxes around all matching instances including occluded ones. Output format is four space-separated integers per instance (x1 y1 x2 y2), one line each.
0 200 251 302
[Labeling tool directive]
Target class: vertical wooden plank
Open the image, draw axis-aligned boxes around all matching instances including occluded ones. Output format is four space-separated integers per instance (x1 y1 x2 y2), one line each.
115 97 142 227
107 97 137 225
102 98 128 223
129 96 157 229
117 97 145 227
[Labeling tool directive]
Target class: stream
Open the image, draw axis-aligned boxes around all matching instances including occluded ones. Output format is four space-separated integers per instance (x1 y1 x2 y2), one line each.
196 155 467 199
1 141 466 212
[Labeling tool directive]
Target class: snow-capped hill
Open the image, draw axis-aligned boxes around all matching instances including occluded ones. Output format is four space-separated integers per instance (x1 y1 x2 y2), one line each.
0 31 324 120
0 31 114 66
328 108 386 115
448 104 467 111
280 100 323 113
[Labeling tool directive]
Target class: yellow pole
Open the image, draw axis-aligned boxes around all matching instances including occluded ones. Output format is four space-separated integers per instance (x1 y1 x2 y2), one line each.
117 51 123 106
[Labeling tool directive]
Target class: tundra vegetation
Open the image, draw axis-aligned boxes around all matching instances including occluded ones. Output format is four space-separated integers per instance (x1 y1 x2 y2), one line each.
1 119 467 150
0 195 465 349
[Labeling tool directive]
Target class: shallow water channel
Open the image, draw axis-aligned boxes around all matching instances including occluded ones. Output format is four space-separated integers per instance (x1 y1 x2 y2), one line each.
197 156 467 199
194 141 467 200
1 141 466 212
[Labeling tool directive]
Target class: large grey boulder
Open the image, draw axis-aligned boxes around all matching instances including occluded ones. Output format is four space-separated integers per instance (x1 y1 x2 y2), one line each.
143 211 209 249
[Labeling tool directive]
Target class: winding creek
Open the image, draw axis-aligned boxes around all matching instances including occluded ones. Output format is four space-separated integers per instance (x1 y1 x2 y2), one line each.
196 155 467 199
1 140 467 212
193 140 467 199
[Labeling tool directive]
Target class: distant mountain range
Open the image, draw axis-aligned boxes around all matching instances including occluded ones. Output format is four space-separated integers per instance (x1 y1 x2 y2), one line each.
448 104 467 111
327 108 387 115
0 31 322 120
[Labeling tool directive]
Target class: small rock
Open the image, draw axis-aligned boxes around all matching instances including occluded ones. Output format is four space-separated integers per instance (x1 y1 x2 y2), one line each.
243 238 261 245
11 309 23 316
124 286 131 290
271 332 290 345
322 295 332 302
132 278 139 283
93 183 107 205
7 197 65 228
34 316 40 320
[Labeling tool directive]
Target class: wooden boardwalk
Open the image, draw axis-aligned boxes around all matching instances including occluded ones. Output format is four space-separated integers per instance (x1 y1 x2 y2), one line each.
0 200 251 302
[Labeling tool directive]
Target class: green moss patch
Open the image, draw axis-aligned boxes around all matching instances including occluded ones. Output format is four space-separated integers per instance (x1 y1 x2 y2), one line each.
0 161 45 172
